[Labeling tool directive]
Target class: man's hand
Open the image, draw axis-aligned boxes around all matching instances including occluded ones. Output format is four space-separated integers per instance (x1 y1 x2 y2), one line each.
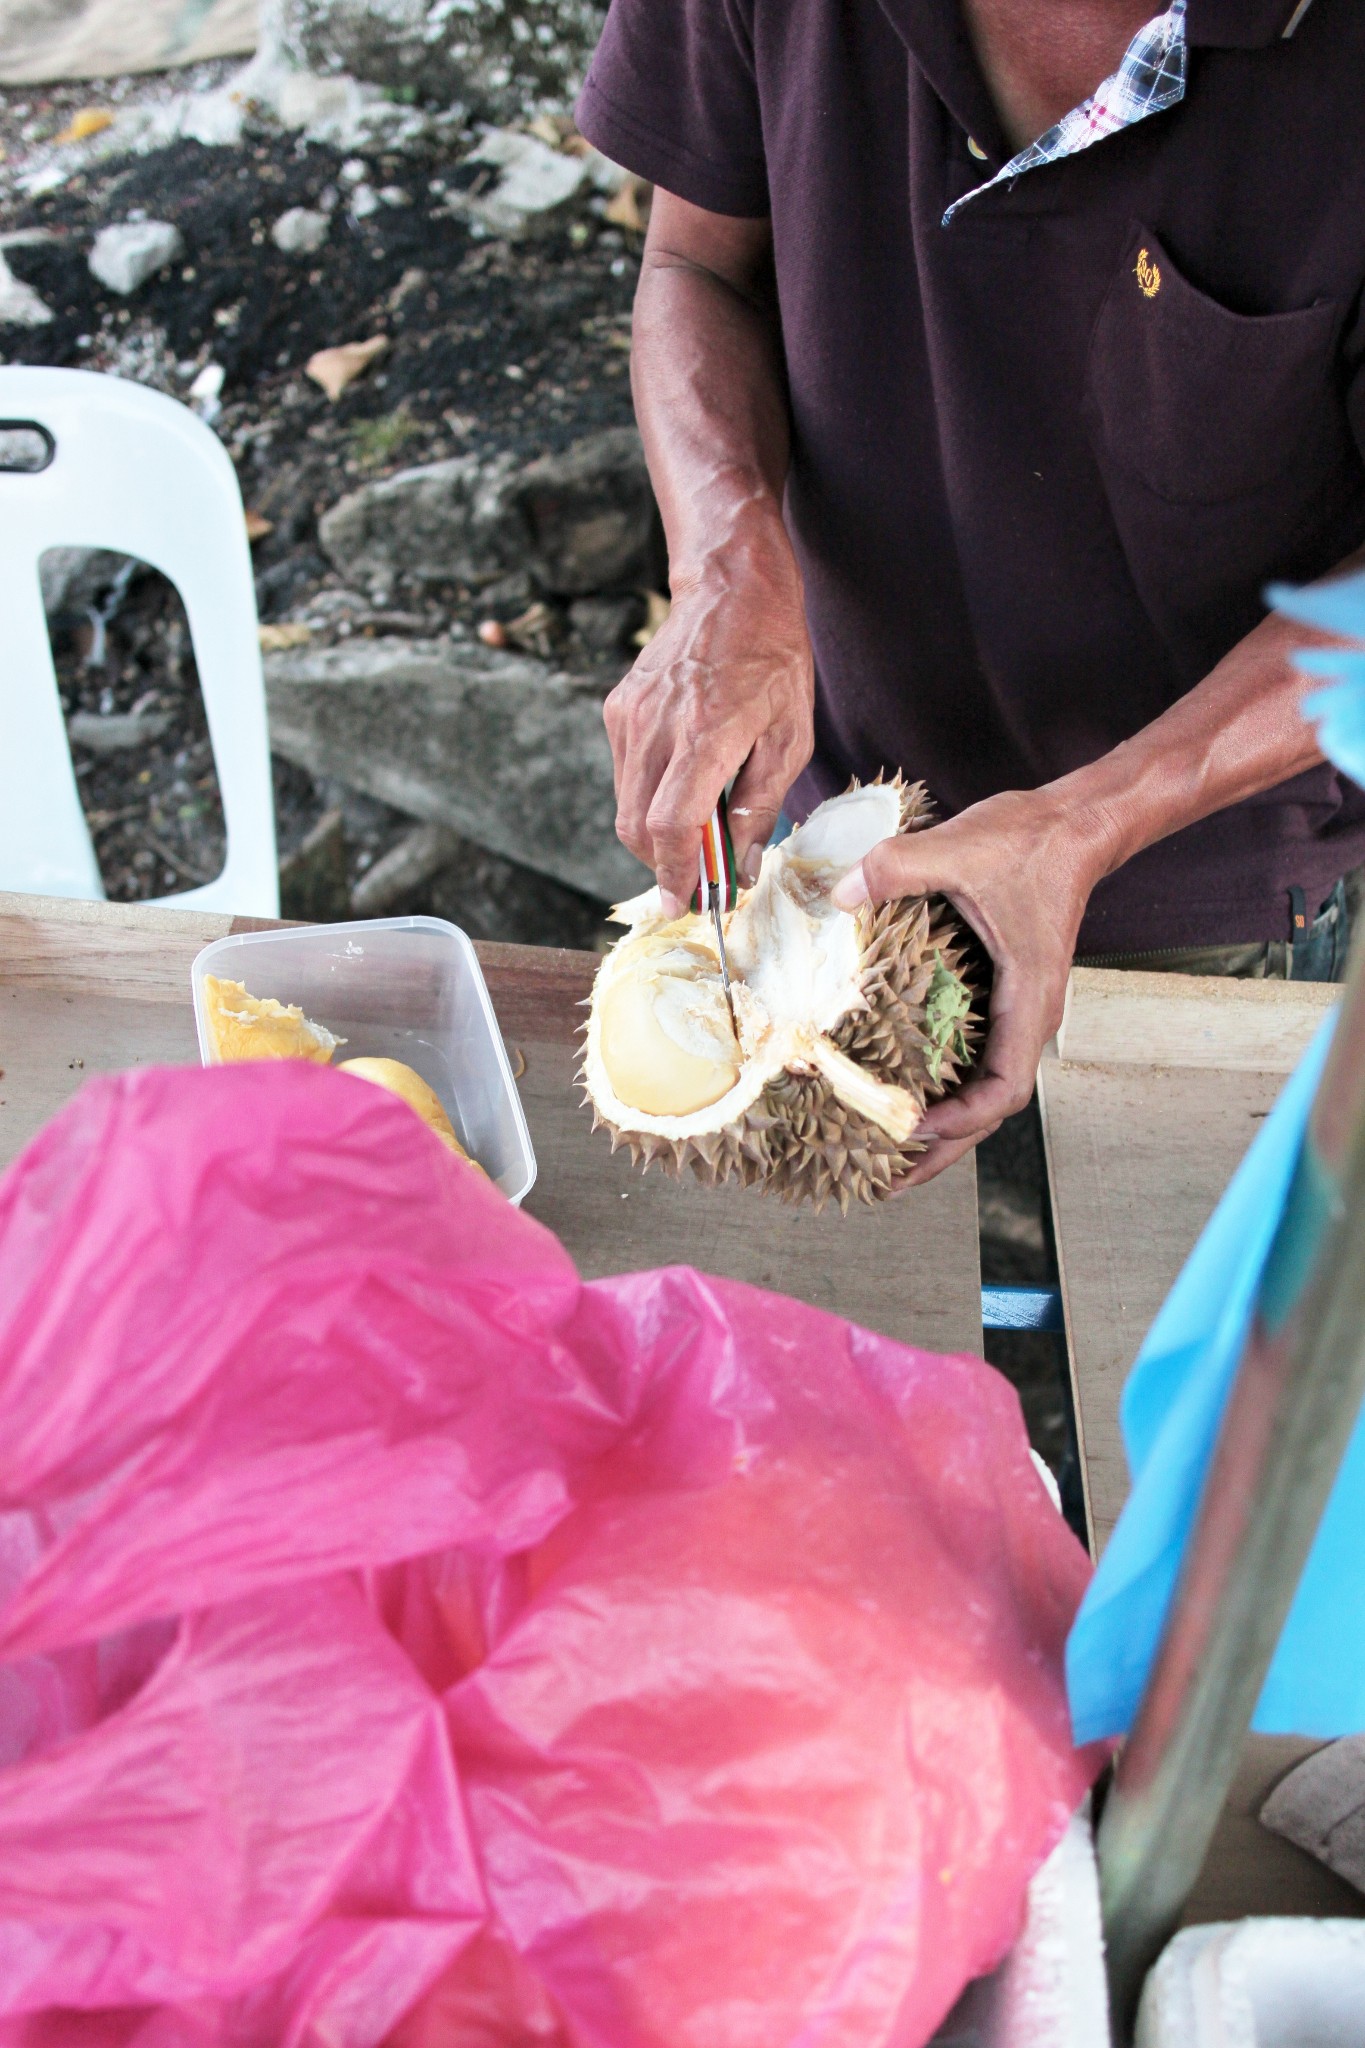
605 527 814 912
832 789 1119 1183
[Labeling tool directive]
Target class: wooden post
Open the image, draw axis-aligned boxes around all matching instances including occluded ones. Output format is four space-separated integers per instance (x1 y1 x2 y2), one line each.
1097 937 1365 2035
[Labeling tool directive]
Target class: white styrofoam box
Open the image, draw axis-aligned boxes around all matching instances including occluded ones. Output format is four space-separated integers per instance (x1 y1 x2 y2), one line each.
932 1807 1111 2048
1136 1918 1365 2048
191 915 536 1205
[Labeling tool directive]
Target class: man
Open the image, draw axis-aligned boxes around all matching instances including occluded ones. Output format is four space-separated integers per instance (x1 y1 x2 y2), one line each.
575 0 1365 1182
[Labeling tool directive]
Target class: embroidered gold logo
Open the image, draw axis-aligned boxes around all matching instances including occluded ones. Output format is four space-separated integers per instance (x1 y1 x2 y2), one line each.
1135 247 1161 298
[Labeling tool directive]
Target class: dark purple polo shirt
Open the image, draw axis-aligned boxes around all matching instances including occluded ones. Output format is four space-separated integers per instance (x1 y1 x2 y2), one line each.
578 0 1365 951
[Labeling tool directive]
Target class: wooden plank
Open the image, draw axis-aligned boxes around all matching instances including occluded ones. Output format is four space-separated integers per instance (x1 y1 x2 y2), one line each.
0 890 234 999
1183 1737 1365 1927
1042 965 1364 1930
0 896 983 1357
1058 965 1335 1073
1039 1043 1285 1552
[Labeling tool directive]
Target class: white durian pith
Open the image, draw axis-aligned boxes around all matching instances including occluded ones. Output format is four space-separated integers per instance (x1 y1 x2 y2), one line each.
582 779 979 1213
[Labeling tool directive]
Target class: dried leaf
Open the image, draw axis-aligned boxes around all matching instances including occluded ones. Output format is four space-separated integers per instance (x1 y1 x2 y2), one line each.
55 109 114 144
258 623 313 652
527 114 576 150
305 335 389 402
633 590 671 648
244 510 274 542
604 177 652 235
504 601 564 658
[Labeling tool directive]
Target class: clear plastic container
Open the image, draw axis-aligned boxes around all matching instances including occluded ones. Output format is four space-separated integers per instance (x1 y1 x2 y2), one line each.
191 916 537 1205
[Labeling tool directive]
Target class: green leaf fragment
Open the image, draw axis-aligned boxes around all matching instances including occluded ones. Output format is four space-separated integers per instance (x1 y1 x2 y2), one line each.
923 953 972 1085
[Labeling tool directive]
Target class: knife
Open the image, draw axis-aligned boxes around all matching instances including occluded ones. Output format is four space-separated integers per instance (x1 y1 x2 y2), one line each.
691 793 739 1028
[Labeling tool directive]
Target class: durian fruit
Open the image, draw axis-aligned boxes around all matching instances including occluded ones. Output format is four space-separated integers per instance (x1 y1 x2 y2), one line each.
202 976 342 1063
581 779 979 1214
338 1056 485 1172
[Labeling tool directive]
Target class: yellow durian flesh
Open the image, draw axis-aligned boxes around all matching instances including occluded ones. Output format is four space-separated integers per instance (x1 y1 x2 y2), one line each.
338 1056 482 1170
203 975 340 1063
596 937 741 1118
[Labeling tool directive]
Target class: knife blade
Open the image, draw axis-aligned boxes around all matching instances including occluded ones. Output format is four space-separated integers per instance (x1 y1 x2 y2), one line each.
692 796 739 1032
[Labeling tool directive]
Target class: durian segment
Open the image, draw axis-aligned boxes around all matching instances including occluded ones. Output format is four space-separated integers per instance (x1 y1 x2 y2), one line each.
596 935 742 1117
203 975 341 1064
805 1039 921 1144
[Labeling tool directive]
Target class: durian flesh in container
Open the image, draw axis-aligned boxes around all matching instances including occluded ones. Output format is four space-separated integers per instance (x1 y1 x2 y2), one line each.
582 780 980 1212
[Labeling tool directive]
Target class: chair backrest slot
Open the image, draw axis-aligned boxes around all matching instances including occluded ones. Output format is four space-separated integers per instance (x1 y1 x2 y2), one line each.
0 421 56 474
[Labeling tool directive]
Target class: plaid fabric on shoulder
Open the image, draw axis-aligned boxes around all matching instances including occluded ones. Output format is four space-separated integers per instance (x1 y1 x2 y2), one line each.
943 0 1188 226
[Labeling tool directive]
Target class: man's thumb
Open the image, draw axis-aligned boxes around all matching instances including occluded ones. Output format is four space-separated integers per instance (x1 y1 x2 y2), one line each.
831 832 933 909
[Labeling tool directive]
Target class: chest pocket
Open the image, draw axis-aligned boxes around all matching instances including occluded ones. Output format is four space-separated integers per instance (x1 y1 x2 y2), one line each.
1084 223 1340 506
1080 223 1365 679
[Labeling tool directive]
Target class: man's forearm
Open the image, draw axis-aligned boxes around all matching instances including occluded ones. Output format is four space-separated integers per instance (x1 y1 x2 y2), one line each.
1040 549 1365 888
631 199 793 586
604 193 816 900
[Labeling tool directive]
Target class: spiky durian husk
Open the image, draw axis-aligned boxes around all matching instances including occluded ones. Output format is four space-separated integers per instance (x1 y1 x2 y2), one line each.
586 776 983 1215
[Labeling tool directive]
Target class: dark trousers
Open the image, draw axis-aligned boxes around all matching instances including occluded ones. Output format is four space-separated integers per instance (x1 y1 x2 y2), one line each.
1078 873 1359 985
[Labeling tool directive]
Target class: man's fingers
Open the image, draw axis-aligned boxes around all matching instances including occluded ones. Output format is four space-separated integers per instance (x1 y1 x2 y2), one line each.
898 1126 996 1188
646 752 732 914
614 739 675 871
729 734 799 882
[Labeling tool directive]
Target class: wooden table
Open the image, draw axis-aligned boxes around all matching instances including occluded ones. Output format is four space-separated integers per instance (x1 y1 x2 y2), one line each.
0 892 983 1358
1039 965 1363 1927
7 900 1361 1939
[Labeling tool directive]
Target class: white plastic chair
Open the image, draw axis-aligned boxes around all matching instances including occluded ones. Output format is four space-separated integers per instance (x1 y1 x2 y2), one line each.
0 366 279 915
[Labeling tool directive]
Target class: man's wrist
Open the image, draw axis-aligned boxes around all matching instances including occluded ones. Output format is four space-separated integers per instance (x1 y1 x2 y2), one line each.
1021 777 1129 897
668 481 796 597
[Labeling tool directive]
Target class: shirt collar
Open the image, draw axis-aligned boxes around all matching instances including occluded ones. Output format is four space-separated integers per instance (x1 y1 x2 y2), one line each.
873 0 1013 164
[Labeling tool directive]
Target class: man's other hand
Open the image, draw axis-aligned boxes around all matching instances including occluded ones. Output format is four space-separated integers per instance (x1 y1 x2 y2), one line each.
605 531 814 913
832 789 1118 1183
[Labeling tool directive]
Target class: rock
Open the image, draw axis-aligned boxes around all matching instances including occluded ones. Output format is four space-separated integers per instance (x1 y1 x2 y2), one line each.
264 636 646 902
416 837 607 949
279 806 351 922
350 820 460 917
479 568 537 611
271 207 331 255
352 817 606 945
0 254 53 329
513 429 660 595
319 450 521 593
89 222 185 296
188 361 225 424
574 146 631 196
100 78 251 156
250 42 444 152
320 430 659 598
273 0 608 122
66 709 173 755
571 592 646 654
446 129 588 240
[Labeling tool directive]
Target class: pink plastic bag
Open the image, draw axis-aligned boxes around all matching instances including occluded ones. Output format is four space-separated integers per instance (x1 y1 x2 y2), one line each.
0 1064 1101 2048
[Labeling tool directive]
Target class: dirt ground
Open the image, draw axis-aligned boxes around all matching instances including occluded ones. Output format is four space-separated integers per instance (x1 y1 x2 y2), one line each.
2 87 638 929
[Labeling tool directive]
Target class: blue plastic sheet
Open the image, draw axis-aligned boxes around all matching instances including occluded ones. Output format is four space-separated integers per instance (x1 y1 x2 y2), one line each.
1067 570 1365 1745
